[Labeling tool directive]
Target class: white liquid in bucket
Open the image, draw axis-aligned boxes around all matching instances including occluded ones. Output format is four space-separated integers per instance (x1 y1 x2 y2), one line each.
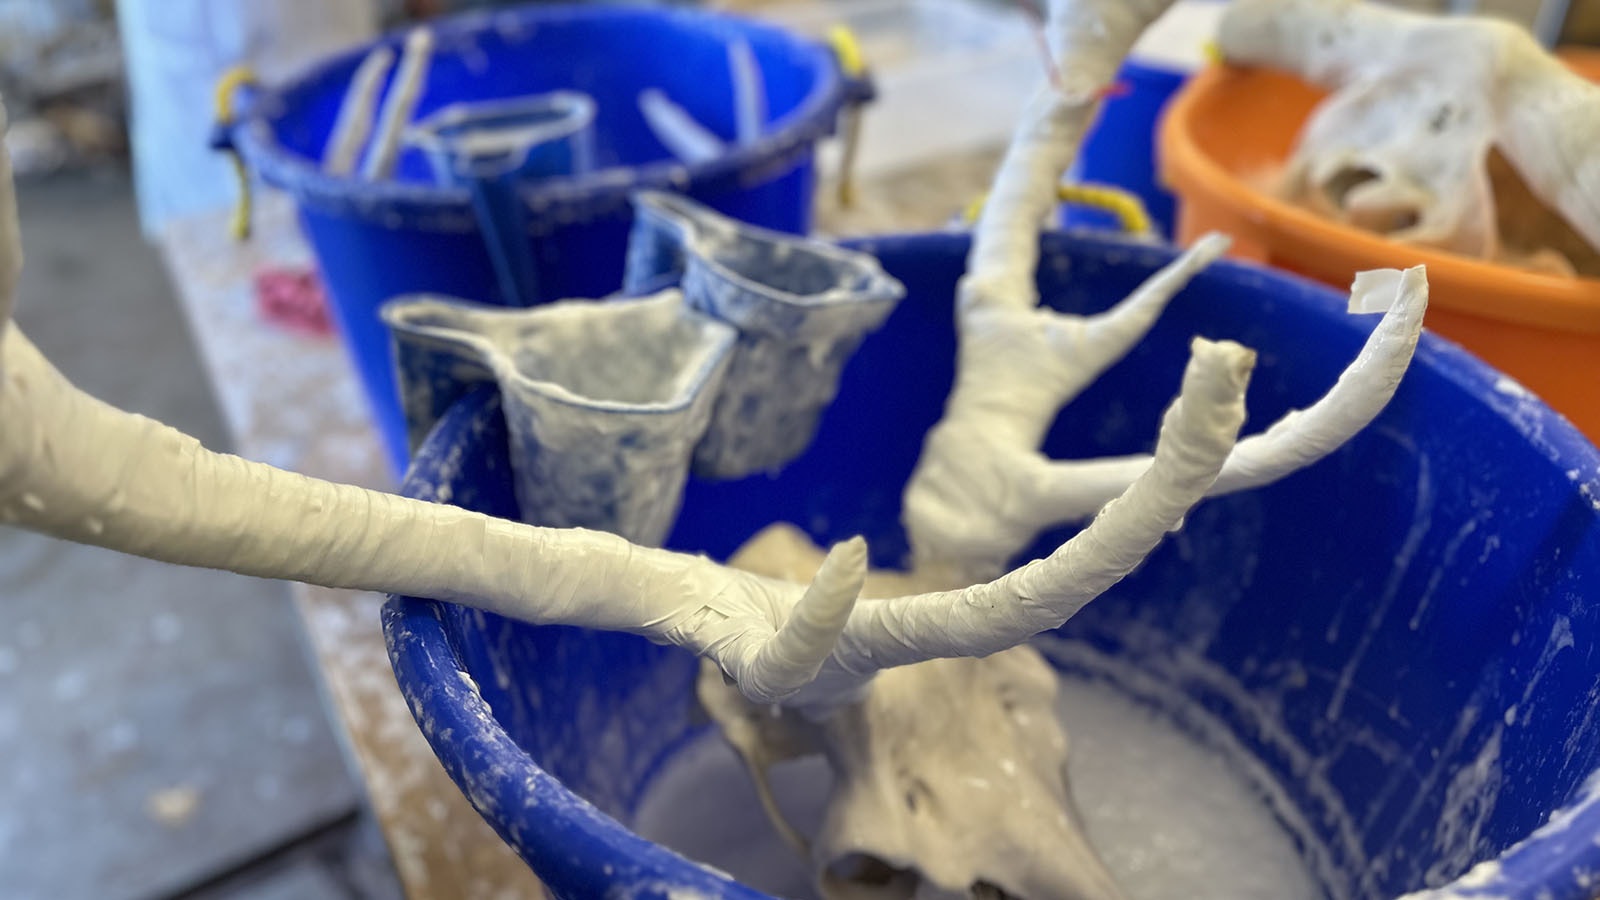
633 672 1321 900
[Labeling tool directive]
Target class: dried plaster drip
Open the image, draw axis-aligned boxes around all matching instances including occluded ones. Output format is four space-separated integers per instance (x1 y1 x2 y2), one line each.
1218 0 1600 268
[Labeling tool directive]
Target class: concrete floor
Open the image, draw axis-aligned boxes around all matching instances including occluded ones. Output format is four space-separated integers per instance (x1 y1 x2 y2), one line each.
0 171 398 899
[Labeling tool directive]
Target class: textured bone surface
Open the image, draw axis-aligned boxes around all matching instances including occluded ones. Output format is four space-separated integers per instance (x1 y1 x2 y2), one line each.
1219 0 1600 272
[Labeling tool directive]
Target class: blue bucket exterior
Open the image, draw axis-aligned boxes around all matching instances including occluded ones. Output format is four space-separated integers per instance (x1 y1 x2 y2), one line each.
231 4 857 476
383 230 1600 900
1063 60 1187 239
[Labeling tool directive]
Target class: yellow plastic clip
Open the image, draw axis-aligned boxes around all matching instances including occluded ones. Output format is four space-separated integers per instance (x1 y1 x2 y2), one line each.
214 65 258 241
827 25 867 209
962 182 1154 237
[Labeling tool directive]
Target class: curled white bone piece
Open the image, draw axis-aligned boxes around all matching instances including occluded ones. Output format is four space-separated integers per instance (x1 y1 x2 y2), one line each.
1218 0 1600 267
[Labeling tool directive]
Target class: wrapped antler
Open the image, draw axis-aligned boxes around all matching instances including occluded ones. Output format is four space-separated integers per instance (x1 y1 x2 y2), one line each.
901 0 1429 584
694 0 1429 895
0 89 1247 714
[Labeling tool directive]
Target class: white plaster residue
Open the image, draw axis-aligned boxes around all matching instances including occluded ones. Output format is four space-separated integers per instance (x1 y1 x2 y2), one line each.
1039 635 1358 900
1409 513 1489 631
146 784 203 827
1511 616 1575 729
1495 376 1534 400
1329 446 1433 720
641 669 1321 900
1424 725 1504 887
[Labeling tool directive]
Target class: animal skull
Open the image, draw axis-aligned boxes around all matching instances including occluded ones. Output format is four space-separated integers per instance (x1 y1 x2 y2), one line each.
1219 0 1600 268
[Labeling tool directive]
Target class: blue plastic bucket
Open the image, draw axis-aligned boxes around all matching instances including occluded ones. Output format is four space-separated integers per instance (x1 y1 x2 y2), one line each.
227 4 864 475
383 230 1600 900
1063 59 1188 238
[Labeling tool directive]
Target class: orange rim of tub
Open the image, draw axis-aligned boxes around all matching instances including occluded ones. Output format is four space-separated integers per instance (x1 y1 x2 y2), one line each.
1158 53 1600 337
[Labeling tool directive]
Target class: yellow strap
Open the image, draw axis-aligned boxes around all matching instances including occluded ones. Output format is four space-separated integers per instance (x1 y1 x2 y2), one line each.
214 65 258 241
963 182 1154 236
827 25 867 208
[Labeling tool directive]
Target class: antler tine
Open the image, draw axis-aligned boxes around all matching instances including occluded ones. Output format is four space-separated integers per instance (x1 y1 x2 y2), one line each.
1021 265 1430 520
1047 231 1233 404
789 338 1253 705
723 536 868 704
1210 266 1427 492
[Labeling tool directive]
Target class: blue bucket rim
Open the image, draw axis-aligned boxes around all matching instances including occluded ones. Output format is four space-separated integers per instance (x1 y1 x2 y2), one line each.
382 228 1600 900
232 3 857 228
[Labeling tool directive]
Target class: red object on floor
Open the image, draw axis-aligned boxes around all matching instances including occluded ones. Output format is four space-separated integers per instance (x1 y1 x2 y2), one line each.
254 266 335 336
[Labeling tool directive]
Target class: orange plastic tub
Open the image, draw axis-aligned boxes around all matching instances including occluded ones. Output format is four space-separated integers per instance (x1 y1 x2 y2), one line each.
1159 54 1600 441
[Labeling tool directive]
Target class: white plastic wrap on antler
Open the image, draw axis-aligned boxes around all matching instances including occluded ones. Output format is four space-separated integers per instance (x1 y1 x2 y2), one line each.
900 0 1429 586
1219 0 1600 267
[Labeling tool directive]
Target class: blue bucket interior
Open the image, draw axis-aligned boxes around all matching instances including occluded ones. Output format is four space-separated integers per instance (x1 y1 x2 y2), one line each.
233 4 851 476
383 230 1600 900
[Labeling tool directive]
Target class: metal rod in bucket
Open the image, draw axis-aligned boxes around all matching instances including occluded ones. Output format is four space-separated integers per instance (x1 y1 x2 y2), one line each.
408 92 598 306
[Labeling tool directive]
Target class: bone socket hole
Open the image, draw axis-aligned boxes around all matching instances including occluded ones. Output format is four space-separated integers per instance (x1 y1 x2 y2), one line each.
822 856 1022 900
1321 166 1421 234
822 855 920 900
